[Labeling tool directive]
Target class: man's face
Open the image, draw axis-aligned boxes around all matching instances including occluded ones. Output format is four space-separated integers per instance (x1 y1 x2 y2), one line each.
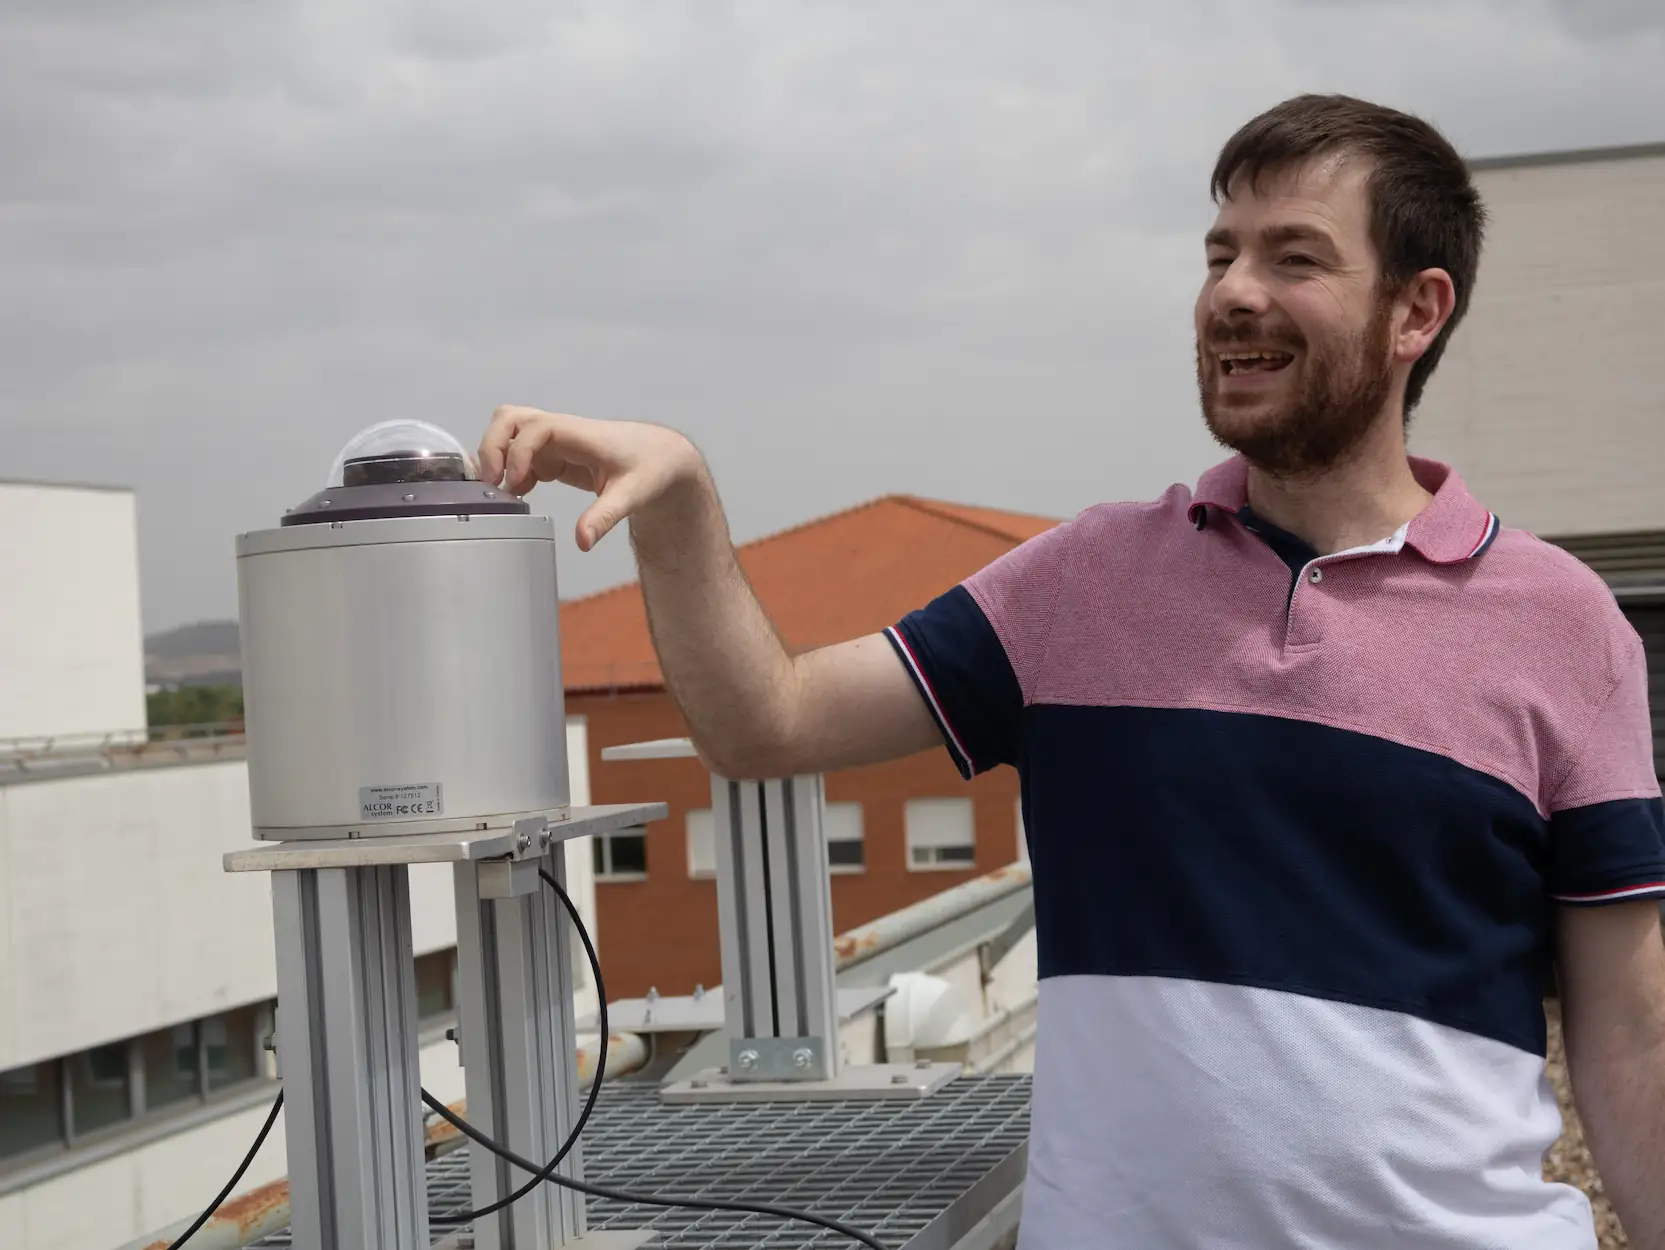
1194 156 1398 476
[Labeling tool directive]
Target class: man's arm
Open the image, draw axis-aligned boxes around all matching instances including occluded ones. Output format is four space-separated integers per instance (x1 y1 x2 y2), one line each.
1556 900 1665 1249
477 406 940 778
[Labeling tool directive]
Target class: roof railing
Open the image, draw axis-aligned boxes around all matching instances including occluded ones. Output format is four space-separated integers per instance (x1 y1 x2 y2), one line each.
0 723 248 774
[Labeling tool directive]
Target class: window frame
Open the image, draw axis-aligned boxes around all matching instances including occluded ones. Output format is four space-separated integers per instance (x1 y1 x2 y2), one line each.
824 800 866 875
0 1001 277 1180
685 807 716 879
592 828 649 882
904 796 978 872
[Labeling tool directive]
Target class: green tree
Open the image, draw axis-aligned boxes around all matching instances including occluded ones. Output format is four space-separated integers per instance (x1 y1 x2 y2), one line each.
147 684 244 735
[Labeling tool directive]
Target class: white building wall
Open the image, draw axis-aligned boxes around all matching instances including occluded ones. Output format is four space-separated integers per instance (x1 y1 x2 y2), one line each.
1411 148 1665 537
0 762 270 1072
0 1035 467 1250
0 484 147 747
0 716 594 1250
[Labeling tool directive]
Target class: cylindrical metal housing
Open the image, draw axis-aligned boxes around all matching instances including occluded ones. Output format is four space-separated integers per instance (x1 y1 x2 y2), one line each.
235 513 569 840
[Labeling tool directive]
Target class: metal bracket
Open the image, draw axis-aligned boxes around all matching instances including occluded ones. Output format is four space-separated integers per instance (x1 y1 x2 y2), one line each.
730 1036 828 1082
662 1060 961 1105
475 856 542 899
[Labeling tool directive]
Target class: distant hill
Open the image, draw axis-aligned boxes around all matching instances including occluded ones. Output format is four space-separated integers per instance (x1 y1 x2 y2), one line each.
146 619 241 659
145 619 242 688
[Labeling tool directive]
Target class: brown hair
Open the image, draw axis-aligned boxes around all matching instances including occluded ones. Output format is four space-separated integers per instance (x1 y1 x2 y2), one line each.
1211 94 1486 415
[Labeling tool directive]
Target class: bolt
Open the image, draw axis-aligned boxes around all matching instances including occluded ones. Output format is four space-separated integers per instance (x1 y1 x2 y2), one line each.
516 831 532 852
262 1032 277 1053
319 499 331 507
792 1048 814 1070
538 827 553 849
891 1073 910 1085
483 490 497 499
915 1059 932 1070
402 493 416 502
646 986 660 1002
738 1049 760 1072
693 983 705 1000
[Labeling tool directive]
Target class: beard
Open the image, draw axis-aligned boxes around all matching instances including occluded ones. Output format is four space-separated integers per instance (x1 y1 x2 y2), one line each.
1196 294 1396 478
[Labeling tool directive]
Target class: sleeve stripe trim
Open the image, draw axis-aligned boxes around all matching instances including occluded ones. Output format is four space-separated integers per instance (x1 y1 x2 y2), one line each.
1551 881 1665 903
885 625 975 774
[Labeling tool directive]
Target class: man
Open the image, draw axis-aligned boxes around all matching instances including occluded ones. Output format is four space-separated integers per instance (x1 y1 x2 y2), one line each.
479 94 1665 1248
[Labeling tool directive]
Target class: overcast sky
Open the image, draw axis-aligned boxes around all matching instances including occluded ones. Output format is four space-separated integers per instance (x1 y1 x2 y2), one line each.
4 1 1663 634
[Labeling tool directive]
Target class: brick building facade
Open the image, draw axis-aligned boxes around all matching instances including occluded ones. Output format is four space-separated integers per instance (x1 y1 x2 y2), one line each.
559 495 1056 999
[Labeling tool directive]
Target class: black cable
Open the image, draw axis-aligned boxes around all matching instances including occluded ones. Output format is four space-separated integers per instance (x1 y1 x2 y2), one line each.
424 865 890 1250
422 1093 889 1250
166 1090 284 1250
165 862 888 1248
449 867 611 1221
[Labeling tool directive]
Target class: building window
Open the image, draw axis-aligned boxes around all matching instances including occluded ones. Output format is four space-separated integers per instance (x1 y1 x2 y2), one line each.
686 807 716 878
905 797 976 870
415 948 458 1024
825 801 865 873
68 1043 130 1138
139 1024 200 1113
1623 604 1663 777
0 1001 277 1171
204 1005 262 1093
592 828 648 881
0 1060 63 1163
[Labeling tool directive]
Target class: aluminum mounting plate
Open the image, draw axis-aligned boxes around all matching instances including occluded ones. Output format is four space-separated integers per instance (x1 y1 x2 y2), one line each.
225 803 668 871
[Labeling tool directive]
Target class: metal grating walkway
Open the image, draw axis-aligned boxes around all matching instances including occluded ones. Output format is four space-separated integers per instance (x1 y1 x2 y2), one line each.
250 1075 1032 1249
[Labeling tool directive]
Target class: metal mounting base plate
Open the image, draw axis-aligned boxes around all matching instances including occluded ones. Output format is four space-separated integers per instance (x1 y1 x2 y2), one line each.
660 1062 961 1105
225 804 668 870
433 1229 653 1250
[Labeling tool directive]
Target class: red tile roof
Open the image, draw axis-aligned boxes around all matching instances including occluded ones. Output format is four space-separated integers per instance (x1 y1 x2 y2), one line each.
560 494 1060 693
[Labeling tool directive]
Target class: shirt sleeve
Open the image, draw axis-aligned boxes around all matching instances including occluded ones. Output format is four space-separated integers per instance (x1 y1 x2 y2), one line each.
885 520 1074 779
1546 635 1665 906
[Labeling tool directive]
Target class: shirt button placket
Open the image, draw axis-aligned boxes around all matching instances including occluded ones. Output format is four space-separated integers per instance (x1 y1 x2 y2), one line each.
1285 562 1326 649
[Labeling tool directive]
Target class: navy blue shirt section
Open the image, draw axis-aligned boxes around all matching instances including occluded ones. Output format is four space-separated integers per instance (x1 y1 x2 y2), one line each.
1022 704 1557 1055
888 586 1022 779
891 567 1665 1057
1237 504 1320 594
1549 798 1665 902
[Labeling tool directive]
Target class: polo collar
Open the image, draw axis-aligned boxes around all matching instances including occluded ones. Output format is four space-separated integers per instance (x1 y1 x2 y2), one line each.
1186 454 1500 564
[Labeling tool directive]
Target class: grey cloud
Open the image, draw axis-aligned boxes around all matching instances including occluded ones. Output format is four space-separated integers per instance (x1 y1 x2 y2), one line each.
3 1 1663 630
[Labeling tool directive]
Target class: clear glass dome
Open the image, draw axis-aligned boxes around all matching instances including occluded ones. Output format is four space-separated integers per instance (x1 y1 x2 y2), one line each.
326 420 477 489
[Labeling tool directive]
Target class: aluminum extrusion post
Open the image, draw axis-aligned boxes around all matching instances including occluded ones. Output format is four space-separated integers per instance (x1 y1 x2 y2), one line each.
712 773 842 1081
453 849 592 1249
270 864 430 1250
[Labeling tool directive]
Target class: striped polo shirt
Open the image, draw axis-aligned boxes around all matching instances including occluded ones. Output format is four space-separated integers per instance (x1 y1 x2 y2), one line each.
886 454 1665 1250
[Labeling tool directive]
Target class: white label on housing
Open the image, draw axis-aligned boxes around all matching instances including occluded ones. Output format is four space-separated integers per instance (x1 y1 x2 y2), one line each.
358 782 445 821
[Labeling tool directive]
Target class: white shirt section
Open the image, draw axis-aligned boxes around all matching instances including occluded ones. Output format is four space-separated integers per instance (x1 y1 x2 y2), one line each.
1339 520 1411 557
1018 976 1596 1250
